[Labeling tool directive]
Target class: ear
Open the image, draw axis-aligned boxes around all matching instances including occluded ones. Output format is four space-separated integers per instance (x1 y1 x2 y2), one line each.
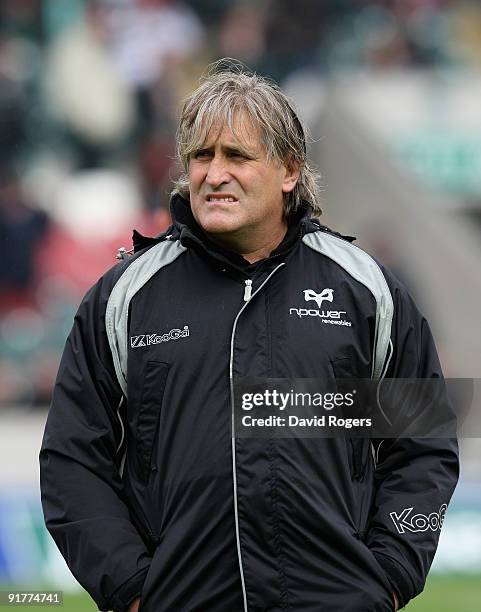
281 158 301 194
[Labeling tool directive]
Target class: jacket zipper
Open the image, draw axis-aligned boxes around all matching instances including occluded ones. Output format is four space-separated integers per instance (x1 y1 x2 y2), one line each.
229 263 286 612
243 279 253 301
135 499 159 549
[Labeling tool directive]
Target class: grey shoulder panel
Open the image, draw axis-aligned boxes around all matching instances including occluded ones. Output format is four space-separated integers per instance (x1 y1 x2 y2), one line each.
303 231 394 379
105 240 187 395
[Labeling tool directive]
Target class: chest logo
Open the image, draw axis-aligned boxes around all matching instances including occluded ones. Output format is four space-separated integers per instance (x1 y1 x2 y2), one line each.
130 326 190 348
304 288 334 308
289 288 352 327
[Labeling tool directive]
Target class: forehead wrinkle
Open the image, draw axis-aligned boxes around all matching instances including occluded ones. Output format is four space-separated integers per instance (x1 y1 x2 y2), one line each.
194 111 265 159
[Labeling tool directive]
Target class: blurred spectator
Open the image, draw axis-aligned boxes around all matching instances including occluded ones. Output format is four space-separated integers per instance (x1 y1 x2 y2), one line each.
44 1 135 168
0 169 48 312
261 0 331 79
184 0 234 26
0 0 42 43
36 169 169 295
0 167 170 408
449 1 481 68
218 2 267 66
42 0 85 41
104 0 204 137
0 33 41 165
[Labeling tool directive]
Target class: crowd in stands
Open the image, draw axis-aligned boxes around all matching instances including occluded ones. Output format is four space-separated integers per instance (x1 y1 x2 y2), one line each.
1 0 481 407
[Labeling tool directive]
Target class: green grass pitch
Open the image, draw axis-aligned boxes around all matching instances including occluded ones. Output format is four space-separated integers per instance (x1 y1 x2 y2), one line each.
2 575 480 610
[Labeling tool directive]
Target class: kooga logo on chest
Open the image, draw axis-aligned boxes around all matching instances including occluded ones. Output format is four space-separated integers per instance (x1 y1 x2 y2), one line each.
289 288 352 327
130 326 190 348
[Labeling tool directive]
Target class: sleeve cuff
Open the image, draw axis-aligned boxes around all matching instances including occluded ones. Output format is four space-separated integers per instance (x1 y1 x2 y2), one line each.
372 551 416 609
105 565 151 612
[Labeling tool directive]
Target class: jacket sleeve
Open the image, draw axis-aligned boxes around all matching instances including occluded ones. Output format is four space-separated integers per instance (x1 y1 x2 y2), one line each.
39 272 151 612
365 274 459 609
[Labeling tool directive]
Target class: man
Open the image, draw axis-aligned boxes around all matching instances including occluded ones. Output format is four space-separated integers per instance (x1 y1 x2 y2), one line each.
40 62 458 612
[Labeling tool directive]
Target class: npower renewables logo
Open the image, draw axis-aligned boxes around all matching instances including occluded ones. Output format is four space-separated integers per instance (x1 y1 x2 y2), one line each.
131 325 190 348
289 288 352 327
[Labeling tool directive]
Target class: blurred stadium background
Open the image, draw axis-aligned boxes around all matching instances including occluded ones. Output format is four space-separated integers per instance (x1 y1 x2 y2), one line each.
0 0 480 610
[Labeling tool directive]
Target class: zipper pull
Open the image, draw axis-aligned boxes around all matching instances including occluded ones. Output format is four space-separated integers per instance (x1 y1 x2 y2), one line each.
243 279 253 301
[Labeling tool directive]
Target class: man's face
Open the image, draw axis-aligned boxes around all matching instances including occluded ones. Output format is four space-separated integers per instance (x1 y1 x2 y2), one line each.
188 116 299 245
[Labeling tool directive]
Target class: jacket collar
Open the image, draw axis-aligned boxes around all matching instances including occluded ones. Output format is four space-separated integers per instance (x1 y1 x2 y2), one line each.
169 193 315 273
131 195 355 262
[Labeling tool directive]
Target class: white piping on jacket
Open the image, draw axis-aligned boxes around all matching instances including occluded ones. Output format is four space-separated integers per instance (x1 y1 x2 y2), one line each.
115 395 128 478
116 395 125 454
376 338 394 427
371 339 394 468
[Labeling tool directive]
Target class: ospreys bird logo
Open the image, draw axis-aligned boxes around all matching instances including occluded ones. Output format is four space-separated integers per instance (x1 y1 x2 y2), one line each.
303 288 334 309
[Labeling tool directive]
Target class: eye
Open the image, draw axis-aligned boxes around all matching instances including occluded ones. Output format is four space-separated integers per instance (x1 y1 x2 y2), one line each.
193 149 212 159
227 150 249 160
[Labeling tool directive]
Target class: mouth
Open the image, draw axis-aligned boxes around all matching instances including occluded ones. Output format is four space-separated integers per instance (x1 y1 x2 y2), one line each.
205 193 239 204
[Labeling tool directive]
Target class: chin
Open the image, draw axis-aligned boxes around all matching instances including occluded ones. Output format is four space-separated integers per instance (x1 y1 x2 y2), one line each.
202 222 239 237
197 213 241 236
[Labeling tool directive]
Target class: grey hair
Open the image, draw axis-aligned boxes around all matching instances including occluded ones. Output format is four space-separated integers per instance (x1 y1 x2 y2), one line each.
171 59 322 218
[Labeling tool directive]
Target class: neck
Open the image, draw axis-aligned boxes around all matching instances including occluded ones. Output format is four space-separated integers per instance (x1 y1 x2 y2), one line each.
208 221 288 264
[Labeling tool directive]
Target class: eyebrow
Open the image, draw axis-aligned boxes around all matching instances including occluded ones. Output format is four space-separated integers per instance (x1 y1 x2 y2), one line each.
224 144 257 158
194 142 258 159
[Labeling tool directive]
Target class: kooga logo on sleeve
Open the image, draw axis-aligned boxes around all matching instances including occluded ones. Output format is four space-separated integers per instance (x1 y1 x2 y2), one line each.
390 504 447 534
130 326 190 348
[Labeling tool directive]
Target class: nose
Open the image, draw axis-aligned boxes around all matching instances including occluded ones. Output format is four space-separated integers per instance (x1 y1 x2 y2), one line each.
205 155 230 188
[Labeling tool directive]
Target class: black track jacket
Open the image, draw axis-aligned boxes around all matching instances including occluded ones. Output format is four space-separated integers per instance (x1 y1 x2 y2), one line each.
40 196 459 612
